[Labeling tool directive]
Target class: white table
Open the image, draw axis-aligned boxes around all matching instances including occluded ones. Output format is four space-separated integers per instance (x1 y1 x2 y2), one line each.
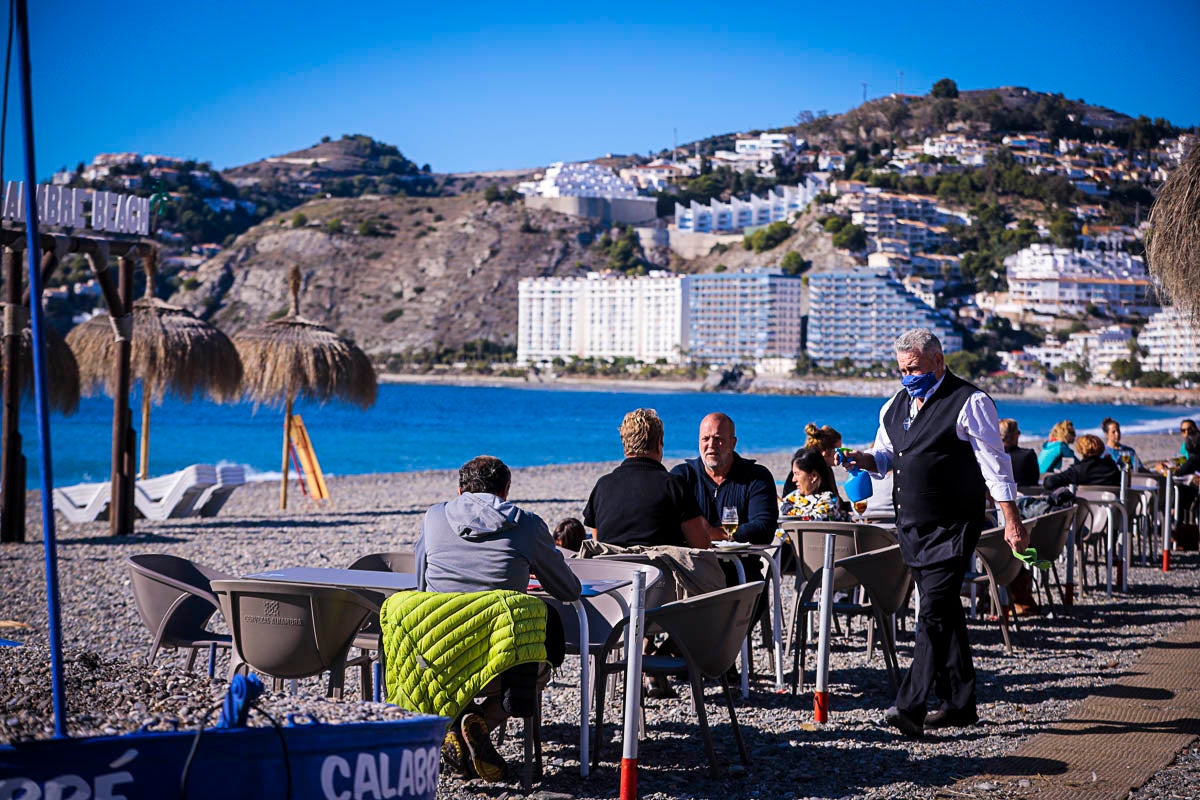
247 566 418 593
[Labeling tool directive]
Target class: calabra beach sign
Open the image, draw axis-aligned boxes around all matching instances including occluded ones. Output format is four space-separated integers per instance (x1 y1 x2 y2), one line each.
2 180 151 236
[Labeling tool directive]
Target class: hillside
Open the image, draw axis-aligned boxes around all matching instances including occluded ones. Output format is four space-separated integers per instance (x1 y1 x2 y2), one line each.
169 192 609 363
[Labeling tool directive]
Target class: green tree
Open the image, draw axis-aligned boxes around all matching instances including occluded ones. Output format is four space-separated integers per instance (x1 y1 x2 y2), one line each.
1109 357 1142 383
931 78 959 99
831 223 867 252
1138 370 1177 388
779 251 811 275
292 212 308 228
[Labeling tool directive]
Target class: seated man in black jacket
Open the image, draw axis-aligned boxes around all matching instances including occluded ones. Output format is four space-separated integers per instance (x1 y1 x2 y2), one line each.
1043 434 1121 491
1000 418 1040 486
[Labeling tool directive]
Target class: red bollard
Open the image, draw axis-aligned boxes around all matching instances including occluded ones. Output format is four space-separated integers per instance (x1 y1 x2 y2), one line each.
1163 550 1170 572
814 691 829 723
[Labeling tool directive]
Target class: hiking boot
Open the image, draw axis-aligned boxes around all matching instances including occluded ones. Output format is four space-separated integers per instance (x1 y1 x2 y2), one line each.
441 725 473 777
924 706 979 729
460 712 506 782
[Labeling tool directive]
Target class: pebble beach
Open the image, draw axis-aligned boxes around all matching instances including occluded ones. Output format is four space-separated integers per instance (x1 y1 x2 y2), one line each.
3 432 1199 799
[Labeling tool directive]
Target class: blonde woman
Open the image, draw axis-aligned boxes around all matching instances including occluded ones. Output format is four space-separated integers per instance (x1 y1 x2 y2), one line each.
1037 419 1077 474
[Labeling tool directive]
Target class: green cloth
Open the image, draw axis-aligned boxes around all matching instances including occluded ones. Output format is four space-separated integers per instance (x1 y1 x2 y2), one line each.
380 589 548 720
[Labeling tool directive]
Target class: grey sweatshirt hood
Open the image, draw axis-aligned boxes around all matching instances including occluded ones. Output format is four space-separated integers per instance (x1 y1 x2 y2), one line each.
444 492 524 539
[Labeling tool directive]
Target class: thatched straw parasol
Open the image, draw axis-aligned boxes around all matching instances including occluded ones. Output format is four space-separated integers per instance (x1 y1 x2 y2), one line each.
66 256 243 478
233 266 376 509
1147 139 1200 322
0 304 80 414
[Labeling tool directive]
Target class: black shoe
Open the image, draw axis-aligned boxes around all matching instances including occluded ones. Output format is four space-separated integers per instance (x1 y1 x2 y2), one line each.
645 675 678 699
460 712 506 782
924 707 979 729
884 706 924 740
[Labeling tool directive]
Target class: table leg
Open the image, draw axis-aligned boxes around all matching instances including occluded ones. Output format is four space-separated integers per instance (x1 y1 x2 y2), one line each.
814 532 836 723
760 550 785 693
573 599 590 778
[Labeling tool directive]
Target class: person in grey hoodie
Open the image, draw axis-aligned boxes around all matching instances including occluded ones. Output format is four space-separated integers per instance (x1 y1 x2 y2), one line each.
415 454 580 781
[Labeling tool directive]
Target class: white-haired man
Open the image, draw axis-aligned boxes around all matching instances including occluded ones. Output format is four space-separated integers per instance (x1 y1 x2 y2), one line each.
844 329 1027 739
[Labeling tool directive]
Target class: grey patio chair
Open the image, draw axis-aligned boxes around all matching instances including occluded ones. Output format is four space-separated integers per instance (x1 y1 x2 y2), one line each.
211 579 377 699
970 528 1025 654
125 554 233 676
345 550 417 699
833 544 912 692
1075 486 1130 593
1025 506 1076 610
591 581 763 777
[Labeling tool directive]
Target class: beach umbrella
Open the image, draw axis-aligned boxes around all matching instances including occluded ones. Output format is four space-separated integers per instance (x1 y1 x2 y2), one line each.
232 265 377 509
66 256 243 479
0 304 80 414
1147 140 1200 321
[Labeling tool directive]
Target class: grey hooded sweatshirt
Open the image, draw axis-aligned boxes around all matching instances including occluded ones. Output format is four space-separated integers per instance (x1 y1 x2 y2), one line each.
415 492 581 602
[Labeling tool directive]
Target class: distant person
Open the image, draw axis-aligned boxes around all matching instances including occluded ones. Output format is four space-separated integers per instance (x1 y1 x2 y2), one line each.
670 412 778 545
1179 420 1198 457
1101 417 1144 472
1166 429 1200 525
416 455 581 781
1042 434 1121 491
583 408 715 549
553 517 586 551
781 423 843 497
780 447 850 521
1000 418 1040 487
1038 420 1077 474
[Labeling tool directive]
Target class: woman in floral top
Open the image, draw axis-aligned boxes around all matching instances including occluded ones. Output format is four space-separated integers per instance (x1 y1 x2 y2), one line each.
780 447 850 521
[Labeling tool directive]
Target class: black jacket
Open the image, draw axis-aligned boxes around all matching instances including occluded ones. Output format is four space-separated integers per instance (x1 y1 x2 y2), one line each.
670 454 778 544
1043 455 1121 491
1006 445 1040 486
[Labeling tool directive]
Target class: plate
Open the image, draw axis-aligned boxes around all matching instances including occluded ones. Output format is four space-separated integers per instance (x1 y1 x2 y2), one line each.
713 541 752 550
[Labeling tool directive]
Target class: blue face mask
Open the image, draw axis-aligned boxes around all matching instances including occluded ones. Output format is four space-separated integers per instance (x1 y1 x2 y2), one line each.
901 371 939 399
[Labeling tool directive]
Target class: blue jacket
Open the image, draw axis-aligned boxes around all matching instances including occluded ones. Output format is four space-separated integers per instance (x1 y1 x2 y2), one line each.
670 455 778 544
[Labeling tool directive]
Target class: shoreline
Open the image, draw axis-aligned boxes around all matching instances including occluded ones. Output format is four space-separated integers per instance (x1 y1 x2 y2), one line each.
379 370 1200 405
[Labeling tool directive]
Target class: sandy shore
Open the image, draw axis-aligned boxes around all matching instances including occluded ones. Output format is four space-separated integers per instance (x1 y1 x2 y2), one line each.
2 433 1198 798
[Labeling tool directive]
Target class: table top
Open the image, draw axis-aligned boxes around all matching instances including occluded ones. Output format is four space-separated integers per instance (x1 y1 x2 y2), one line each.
246 566 418 592
529 577 631 598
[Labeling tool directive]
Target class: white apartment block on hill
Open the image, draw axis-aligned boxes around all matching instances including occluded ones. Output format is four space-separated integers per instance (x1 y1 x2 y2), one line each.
807 268 961 367
685 268 804 368
674 176 827 233
517 271 686 366
517 162 640 199
1004 244 1156 316
1022 324 1135 383
1140 309 1200 377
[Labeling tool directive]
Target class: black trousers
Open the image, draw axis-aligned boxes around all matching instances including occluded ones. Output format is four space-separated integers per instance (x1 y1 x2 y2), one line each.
895 554 976 722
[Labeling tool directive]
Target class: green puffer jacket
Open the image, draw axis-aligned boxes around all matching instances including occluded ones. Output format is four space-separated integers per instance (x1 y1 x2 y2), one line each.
380 589 548 719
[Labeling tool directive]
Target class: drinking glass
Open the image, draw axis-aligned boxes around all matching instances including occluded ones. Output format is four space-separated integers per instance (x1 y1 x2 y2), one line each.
853 500 869 520
720 506 739 539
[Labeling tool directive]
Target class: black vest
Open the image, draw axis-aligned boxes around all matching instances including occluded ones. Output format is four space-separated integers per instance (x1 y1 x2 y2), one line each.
883 370 988 566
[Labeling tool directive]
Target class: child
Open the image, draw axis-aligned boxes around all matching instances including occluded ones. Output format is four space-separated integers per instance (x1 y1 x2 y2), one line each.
553 517 586 551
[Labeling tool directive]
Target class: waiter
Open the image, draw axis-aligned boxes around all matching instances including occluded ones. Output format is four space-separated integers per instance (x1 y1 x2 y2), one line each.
845 328 1027 739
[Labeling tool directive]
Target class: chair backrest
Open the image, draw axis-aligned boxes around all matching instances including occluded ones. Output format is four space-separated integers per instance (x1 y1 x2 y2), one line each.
835 545 911 616
974 531 1024 587
210 579 375 680
347 551 417 574
784 526 860 592
125 554 231 647
1075 487 1124 541
853 525 898 554
643 582 763 679
589 553 673 609
1027 507 1074 561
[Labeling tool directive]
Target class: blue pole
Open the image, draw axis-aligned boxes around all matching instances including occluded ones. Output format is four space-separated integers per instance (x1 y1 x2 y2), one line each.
14 0 67 737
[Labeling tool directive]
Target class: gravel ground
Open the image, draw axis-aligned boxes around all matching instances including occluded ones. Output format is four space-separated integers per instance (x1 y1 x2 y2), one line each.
2 433 1198 799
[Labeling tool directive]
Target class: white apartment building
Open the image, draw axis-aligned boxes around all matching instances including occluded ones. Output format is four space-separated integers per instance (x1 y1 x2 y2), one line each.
1023 325 1135 383
807 268 961 366
517 162 640 199
1140 309 1200 377
1004 244 1156 316
685 269 804 367
734 132 801 159
674 176 827 233
516 271 687 366
922 134 994 166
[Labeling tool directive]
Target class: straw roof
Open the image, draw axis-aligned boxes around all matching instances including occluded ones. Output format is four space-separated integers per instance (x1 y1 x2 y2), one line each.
233 311 377 409
0 305 80 414
1147 140 1200 322
66 297 243 403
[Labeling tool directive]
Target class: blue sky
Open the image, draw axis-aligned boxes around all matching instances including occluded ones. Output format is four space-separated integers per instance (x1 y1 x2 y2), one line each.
5 0 1199 180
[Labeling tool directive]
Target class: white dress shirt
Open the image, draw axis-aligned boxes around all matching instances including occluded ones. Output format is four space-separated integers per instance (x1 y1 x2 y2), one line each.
867 374 1018 503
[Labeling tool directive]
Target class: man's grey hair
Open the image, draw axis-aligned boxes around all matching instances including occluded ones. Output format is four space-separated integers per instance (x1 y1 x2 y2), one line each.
894 328 943 357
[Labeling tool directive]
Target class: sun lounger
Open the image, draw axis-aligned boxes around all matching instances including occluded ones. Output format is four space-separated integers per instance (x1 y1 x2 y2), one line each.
134 464 218 521
51 481 111 524
194 464 247 517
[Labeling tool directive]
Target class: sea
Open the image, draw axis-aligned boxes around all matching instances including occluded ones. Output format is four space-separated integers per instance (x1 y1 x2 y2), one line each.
24 383 1200 488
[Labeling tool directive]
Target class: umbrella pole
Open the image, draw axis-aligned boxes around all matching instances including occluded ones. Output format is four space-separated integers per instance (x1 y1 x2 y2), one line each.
280 394 293 510
138 391 150 480
1 246 25 543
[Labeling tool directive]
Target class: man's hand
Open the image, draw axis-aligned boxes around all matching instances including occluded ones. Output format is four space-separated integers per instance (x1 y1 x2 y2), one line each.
997 500 1028 552
843 450 878 473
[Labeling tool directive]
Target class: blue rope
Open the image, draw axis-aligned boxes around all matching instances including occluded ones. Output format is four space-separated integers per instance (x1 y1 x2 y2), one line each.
216 673 265 729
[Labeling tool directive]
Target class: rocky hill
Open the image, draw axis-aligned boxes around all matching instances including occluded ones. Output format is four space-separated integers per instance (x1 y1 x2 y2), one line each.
169 192 611 363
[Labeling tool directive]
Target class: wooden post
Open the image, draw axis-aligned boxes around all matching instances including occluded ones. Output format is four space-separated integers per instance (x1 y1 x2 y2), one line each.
110 253 135 536
1 246 25 543
138 393 151 480
280 394 293 510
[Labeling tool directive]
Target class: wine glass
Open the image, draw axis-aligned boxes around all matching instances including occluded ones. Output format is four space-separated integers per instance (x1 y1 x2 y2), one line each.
853 500 869 521
720 506 739 541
